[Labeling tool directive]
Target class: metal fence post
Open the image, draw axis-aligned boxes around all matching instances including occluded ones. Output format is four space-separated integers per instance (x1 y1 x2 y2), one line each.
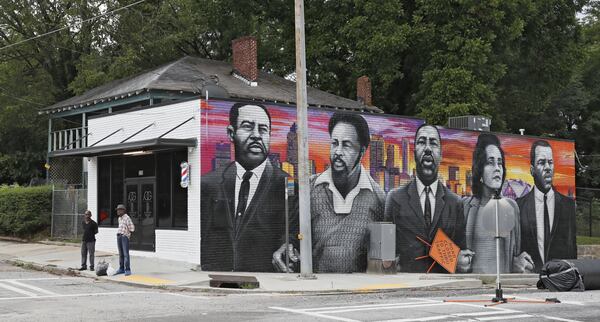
50 185 55 238
590 200 593 237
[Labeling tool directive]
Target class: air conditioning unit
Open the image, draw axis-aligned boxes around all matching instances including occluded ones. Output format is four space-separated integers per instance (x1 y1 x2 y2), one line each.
448 115 491 132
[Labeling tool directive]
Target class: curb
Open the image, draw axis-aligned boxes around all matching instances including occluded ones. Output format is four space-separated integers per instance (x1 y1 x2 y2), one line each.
2 258 487 295
0 236 29 243
0 236 80 247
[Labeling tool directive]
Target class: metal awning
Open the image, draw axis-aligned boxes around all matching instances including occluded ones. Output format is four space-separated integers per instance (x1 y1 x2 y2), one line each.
48 138 197 158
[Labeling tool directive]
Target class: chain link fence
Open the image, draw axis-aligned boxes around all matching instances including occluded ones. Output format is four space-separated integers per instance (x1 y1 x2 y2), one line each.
48 156 84 188
576 187 600 237
51 186 87 240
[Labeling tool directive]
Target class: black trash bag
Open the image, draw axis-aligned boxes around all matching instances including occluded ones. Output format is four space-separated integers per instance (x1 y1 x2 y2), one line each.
537 260 584 292
95 260 109 276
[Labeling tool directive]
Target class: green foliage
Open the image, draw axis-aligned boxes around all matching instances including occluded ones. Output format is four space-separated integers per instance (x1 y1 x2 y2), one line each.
410 0 524 123
0 186 52 238
0 0 598 189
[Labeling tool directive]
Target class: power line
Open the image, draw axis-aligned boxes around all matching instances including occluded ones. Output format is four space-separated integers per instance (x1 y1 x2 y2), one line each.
0 86 45 106
0 0 147 52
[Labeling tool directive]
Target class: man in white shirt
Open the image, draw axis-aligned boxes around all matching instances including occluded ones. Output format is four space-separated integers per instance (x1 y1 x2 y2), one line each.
517 140 577 272
201 103 291 272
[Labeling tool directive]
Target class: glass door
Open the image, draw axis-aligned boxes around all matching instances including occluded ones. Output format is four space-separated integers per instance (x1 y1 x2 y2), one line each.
124 178 156 251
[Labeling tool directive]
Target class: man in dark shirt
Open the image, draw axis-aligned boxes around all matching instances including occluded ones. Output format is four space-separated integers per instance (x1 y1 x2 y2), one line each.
80 210 98 271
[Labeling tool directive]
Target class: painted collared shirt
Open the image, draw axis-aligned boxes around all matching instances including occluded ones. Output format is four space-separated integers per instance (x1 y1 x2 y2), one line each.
313 165 373 214
534 186 555 262
311 166 385 272
415 177 439 222
234 160 267 215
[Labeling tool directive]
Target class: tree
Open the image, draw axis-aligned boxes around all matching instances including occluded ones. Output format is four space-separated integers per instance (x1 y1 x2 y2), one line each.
495 0 587 134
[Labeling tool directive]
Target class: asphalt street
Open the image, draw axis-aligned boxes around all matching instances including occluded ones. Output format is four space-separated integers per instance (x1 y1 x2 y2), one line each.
1 261 600 322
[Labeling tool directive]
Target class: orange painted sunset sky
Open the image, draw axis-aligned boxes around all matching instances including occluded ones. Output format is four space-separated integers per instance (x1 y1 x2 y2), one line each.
200 100 575 197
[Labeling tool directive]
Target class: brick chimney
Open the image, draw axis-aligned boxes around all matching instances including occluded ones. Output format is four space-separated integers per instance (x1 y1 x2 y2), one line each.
232 36 258 85
357 76 372 106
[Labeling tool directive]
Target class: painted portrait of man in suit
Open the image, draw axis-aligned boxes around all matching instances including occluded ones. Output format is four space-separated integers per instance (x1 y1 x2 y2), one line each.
200 102 289 272
384 124 473 273
517 140 577 272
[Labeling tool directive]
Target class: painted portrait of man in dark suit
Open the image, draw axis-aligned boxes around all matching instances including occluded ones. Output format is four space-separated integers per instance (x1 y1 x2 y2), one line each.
384 124 472 273
517 140 577 272
200 102 289 272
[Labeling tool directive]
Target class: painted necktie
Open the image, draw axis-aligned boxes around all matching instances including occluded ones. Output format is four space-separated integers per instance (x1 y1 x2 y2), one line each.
424 186 432 230
543 193 550 261
236 171 253 219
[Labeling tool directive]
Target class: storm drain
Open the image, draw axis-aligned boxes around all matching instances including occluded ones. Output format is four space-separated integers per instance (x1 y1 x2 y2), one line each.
208 274 259 289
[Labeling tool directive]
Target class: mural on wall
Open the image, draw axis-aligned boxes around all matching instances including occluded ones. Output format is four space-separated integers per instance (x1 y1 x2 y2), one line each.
384 124 469 273
308 112 385 273
516 140 577 273
200 99 576 274
200 102 289 272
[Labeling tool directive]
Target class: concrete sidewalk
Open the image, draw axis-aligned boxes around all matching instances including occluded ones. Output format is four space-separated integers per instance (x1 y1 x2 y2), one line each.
0 239 496 293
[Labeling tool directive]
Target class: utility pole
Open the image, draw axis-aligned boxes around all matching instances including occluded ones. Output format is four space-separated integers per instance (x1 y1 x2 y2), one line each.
294 0 314 278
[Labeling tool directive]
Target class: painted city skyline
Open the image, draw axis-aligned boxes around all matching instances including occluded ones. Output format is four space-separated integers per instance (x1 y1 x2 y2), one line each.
200 99 575 197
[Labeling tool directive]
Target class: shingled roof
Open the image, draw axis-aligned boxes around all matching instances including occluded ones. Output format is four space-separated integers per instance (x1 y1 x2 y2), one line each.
40 56 383 114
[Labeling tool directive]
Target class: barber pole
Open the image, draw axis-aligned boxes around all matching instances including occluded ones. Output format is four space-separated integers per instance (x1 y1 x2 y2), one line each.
180 161 190 188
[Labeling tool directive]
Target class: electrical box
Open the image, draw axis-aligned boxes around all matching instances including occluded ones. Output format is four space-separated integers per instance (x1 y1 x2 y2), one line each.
368 222 396 260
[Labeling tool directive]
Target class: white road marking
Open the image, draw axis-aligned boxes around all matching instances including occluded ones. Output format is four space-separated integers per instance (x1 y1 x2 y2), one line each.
6 280 58 295
0 281 38 297
476 314 533 321
537 316 583 322
274 297 583 322
0 278 77 281
270 306 359 322
456 310 520 316
380 316 454 322
318 302 451 314
304 301 438 312
379 310 529 322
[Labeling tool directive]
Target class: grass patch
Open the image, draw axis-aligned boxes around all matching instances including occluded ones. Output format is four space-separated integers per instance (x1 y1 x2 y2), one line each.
577 235 600 245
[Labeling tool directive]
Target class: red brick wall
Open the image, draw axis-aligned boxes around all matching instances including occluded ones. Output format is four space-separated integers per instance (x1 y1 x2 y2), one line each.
232 36 258 82
357 76 372 106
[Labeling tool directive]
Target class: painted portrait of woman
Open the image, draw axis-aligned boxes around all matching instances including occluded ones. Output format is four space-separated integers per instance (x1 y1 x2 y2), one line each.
463 133 534 274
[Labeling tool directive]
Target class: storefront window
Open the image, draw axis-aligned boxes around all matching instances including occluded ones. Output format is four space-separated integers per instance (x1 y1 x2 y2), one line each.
125 154 155 178
110 157 124 225
156 152 172 227
98 150 187 229
172 150 188 228
97 158 112 226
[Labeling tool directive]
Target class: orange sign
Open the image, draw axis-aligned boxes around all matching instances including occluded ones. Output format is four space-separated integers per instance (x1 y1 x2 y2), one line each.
428 229 460 273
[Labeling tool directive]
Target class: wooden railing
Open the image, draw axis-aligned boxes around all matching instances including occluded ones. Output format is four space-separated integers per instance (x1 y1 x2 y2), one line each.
50 127 88 152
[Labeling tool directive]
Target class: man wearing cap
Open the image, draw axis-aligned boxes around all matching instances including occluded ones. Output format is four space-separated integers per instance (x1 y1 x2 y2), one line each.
116 204 135 276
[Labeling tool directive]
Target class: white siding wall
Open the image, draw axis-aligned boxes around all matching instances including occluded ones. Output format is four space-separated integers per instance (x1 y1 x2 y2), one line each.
88 99 201 264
